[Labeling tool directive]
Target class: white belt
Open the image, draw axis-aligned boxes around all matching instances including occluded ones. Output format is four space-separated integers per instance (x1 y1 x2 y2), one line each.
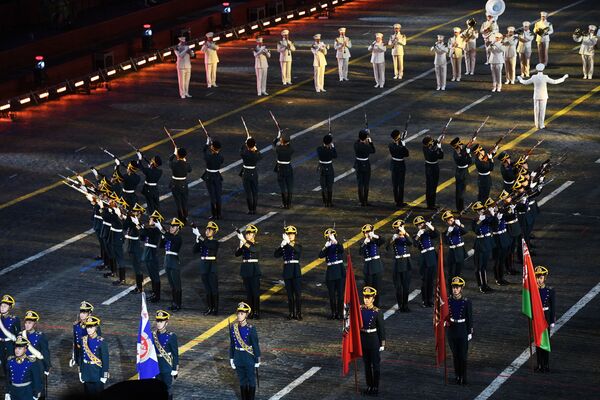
457 164 469 169
361 328 377 333
421 247 434 253
172 176 186 180
122 189 135 193
425 160 439 164
125 235 139 240
144 243 158 248
355 157 369 161
144 181 157 186
103 222 112 226
319 160 332 164
243 259 259 263
243 165 256 169
504 180 515 185
235 347 248 352
476 233 492 238
450 318 466 323
94 215 103 219
449 243 464 249
478 171 491 176
201 256 216 260
327 260 343 266
166 251 179 256
543 307 549 311
0 338 12 342
110 228 123 233
277 160 291 165
507 219 518 224
493 229 507 235
529 200 537 204
11 382 32 387
365 255 380 261
284 260 299 264
391 157 404 162
206 169 220 173
395 254 411 258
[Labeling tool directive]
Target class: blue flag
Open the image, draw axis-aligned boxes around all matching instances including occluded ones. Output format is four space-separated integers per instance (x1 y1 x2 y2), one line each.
136 293 160 379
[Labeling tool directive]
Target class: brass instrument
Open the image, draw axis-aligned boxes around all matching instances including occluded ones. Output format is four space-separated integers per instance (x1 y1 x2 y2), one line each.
573 27 587 37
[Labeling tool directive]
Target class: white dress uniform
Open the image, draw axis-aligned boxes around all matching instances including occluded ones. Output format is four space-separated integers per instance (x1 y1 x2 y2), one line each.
312 35 328 92
201 33 219 88
534 13 553 66
431 36 448 90
253 38 271 96
461 25 479 75
573 26 598 79
388 24 407 79
277 30 296 85
488 34 505 92
334 28 352 81
480 16 499 64
368 34 386 88
502 29 518 84
517 22 534 78
448 28 465 81
175 37 192 98
518 64 568 129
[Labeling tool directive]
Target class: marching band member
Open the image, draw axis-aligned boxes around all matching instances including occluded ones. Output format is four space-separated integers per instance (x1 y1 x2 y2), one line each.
277 29 296 85
312 34 328 92
503 27 518 84
448 27 465 81
388 23 407 79
334 27 352 81
201 32 220 88
573 25 598 79
488 32 505 92
480 14 499 64
368 33 387 88
253 37 270 96
462 19 479 75
517 21 534 78
534 11 554 66
431 35 448 91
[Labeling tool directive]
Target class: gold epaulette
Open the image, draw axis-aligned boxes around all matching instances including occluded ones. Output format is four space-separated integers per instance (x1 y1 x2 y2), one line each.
27 356 37 362
7 356 14 361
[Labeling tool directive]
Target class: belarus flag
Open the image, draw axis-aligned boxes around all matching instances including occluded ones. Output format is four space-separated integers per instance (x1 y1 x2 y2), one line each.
137 292 160 379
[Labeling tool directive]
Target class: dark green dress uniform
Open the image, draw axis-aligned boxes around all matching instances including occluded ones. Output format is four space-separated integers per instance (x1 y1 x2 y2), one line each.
472 214 495 292
474 155 494 202
388 134 409 207
161 231 183 311
72 319 102 367
505 203 521 274
203 143 224 219
318 241 345 319
359 236 385 307
100 208 115 276
24 327 51 398
413 227 438 306
317 136 337 207
274 241 303 319
110 210 126 284
354 133 376 206
7 354 42 400
153 329 179 396
444 223 467 280
141 223 162 302
360 305 385 395
0 311 20 376
235 242 262 319
92 203 105 267
423 140 444 209
240 142 263 215
447 293 473 385
500 161 516 192
115 164 141 208
79 334 109 394
451 141 472 212
140 156 163 214
193 235 220 315
273 138 294 209
229 321 261 399
123 215 144 292
387 234 412 312
492 212 511 285
537 284 555 372
169 150 192 223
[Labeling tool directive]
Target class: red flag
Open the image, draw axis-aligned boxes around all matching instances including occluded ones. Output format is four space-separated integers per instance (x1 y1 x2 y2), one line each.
342 253 363 376
434 238 449 366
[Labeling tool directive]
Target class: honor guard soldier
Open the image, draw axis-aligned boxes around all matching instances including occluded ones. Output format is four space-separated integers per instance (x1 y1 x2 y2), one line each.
312 34 328 92
273 132 294 209
431 35 448 90
388 23 407 80
137 153 163 214
488 33 505 92
413 216 438 307
193 221 221 315
175 36 193 99
158 218 184 312
317 133 337 207
70 301 101 368
443 211 467 282
360 287 385 396
450 137 472 212
153 310 179 398
334 27 351 81
473 144 495 202
389 129 409 207
503 27 518 84
79 316 109 395
448 27 465 82
535 266 555 372
235 225 262 319
573 25 598 79
360 225 386 307
21 311 50 399
471 202 494 293
518 63 568 129
319 228 345 319
229 302 261 400
141 210 164 303
354 129 376 206
100 195 117 278
517 21 534 78
499 152 516 192
110 167 124 196
499 190 521 275
488 198 511 286
115 159 141 208
277 30 295 85
90 185 106 267
387 219 412 312
203 137 224 220
169 146 192 223
534 11 553 66
422 135 443 209
6 336 42 400
253 37 270 96
201 32 220 88
124 203 146 293
0 295 20 376
109 197 127 286
462 19 479 75
480 14 499 64
447 277 473 385
240 136 263 215
275 225 303 320
368 33 386 88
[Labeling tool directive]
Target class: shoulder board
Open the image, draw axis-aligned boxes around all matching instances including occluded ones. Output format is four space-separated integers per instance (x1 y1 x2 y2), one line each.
360 305 365 310
27 356 37 362
97 336 104 341
373 307 380 312
7 356 15 361
247 324 254 329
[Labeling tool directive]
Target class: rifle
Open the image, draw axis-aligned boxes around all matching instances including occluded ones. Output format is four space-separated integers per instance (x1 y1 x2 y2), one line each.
428 207 443 222
459 202 474 216
269 111 282 140
99 147 121 164
437 117 453 144
401 114 411 141
523 139 544 161
466 116 489 147
163 126 177 149
364 111 369 130
241 117 251 140
489 125 517 156
124 138 151 164
328 114 332 136
198 119 210 139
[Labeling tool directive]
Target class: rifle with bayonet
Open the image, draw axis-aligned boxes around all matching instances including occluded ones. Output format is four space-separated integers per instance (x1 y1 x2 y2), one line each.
401 114 411 141
163 126 178 150
124 138 151 164
241 117 251 141
466 116 489 148
489 125 517 157
437 117 453 144
523 139 544 161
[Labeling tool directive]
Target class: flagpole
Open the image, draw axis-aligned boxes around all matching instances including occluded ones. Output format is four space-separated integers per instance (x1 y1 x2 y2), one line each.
444 337 448 385
528 319 534 371
354 359 358 393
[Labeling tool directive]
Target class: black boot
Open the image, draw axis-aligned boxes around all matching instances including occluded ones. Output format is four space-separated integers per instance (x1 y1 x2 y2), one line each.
296 297 303 321
322 192 327 206
327 190 333 207
113 268 126 285
287 299 295 320
150 281 161 303
204 295 213 315
212 294 219 315
216 202 222 220
287 192 292 208
169 290 178 311
240 386 247 400
281 193 287 208
248 386 256 400
254 299 260 319
132 274 143 293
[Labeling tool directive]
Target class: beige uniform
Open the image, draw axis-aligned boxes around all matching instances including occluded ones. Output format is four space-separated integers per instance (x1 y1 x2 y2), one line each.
488 41 505 91
502 35 518 83
388 32 407 79
461 28 479 74
573 32 598 79
312 42 328 92
517 30 534 77
277 39 296 84
431 42 448 90
201 41 219 88
534 20 553 65
334 36 352 81
448 35 465 80
480 20 499 63
518 72 567 129
175 43 192 98
368 41 386 87
253 45 271 95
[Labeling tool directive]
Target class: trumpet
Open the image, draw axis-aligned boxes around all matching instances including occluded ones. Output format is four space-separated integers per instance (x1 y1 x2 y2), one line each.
535 26 550 36
573 27 587 37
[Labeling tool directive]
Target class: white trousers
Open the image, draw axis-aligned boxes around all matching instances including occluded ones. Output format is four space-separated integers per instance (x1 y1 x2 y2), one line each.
392 54 404 78
314 66 326 91
337 58 349 80
177 67 191 97
255 67 268 94
582 54 594 78
505 56 516 82
519 52 531 77
280 61 292 84
537 41 549 65
205 63 217 87
372 62 385 87
434 64 447 88
490 63 503 88
464 49 476 74
451 57 462 79
534 99 548 128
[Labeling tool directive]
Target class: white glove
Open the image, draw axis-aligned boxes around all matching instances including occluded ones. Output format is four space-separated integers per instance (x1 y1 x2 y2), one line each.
239 240 245 248
114 207 122 218
392 234 399 241
468 334 472 341
329 234 337 244
91 168 99 179
401 140 406 146
325 240 331 248
114 158 120 166
363 237 370 245
455 219 462 227
399 227 406 235
478 214 485 222
154 221 163 231
230 359 236 369
417 229 425 237
131 216 140 226
465 147 471 154
100 377 107 384
282 233 290 244
192 227 200 237
564 74 569 79
69 358 76 368
79 372 84 383
280 240 287 248
98 201 104 209
368 231 375 239
437 142 442 149
171 370 178 377
137 151 143 160
236 233 244 241
173 147 178 155
497 213 503 220
509 204 516 212
44 371 50 376
550 323 555 329
489 208 496 216
5 393 11 400
426 222 434 231
379 346 385 352
447 226 454 233
85 194 94 203
254 362 260 368
206 137 211 146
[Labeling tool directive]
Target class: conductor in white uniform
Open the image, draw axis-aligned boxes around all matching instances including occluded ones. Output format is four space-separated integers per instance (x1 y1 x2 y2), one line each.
518 63 568 129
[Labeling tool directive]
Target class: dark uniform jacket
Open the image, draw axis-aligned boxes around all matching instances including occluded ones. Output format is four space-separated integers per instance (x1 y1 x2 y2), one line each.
153 330 179 374
360 306 385 349
319 243 345 281
447 296 473 338
444 224 466 262
539 286 556 325
7 355 42 399
423 145 444 163
386 235 412 273
353 141 375 170
79 334 109 383
235 242 261 278
388 141 409 168
229 323 260 365
274 242 302 279
169 155 192 180
202 144 224 180
193 237 220 274
359 236 385 275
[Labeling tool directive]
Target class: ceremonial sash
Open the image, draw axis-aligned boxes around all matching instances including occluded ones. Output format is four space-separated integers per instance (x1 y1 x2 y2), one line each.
233 324 254 356
153 331 173 367
82 336 103 367
0 316 16 341
20 330 44 360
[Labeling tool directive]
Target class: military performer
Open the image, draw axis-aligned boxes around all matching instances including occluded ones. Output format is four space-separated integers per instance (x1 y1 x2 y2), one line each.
312 34 328 92
114 159 141 209
235 225 262 319
319 228 345 319
462 19 479 75
517 21 534 78
123 203 146 293
488 32 505 92
534 11 553 66
273 132 294 209
447 277 473 385
175 36 193 99
201 32 219 88
422 136 443 209
240 136 263 215
109 197 127 285
169 146 192 223
354 129 376 206
480 14 499 64
473 144 495 202
488 198 511 286
274 225 303 320
334 27 352 81
413 216 438 307
573 25 598 79
137 152 163 214
499 190 521 275
277 29 295 85
229 302 261 400
359 224 385 307
448 27 465 82
0 295 20 377
253 37 270 96
360 287 385 396
193 221 220 315
368 33 386 88
450 137 472 212
141 210 164 303
6 336 42 400
498 152 516 192
443 211 467 281
535 266 555 372
317 133 337 207
431 35 448 91
387 219 412 312
70 301 101 368
78 316 108 394
153 310 179 399
100 194 119 278
203 137 224 220
471 201 494 293
518 63 568 129
388 23 407 79
503 27 518 84
158 218 185 312
389 129 409 207
21 310 50 399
